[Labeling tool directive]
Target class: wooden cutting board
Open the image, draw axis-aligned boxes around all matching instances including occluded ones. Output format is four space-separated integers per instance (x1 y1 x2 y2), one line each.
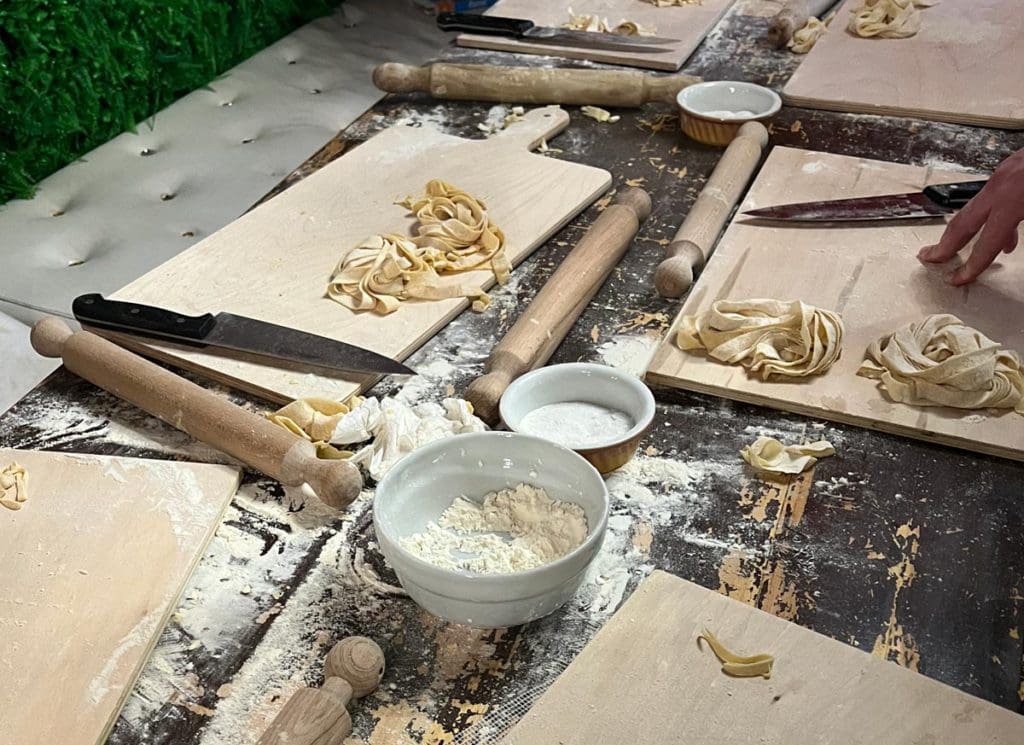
646 145 1024 462
783 0 1024 128
109 106 611 404
455 0 735 72
501 571 1024 744
0 449 240 745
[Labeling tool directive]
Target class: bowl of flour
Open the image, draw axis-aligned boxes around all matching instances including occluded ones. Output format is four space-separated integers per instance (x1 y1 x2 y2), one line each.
373 431 609 628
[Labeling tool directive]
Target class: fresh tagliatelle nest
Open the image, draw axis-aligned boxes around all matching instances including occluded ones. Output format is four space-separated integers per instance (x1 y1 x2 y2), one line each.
327 179 510 315
676 299 844 379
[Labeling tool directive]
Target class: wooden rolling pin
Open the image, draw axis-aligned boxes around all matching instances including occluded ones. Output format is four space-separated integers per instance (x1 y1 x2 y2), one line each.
30 318 362 509
465 188 651 425
258 636 385 745
654 122 769 299
768 0 837 47
373 62 701 107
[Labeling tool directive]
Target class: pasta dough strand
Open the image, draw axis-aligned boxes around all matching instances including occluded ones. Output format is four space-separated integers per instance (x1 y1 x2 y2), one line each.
847 0 936 39
698 628 774 679
740 436 835 474
676 298 844 379
788 16 828 53
1 462 28 511
327 180 509 315
858 314 1024 413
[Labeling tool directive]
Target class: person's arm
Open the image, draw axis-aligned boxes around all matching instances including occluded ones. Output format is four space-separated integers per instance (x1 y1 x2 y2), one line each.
918 148 1024 285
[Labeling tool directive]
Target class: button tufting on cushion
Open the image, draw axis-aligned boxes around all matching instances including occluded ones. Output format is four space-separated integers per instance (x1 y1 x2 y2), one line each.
0 0 445 411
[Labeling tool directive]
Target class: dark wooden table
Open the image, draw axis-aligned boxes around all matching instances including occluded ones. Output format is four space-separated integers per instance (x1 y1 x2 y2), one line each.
4 3 1023 743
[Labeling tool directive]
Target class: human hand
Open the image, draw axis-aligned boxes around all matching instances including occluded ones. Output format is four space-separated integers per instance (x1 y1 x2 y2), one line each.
918 148 1024 286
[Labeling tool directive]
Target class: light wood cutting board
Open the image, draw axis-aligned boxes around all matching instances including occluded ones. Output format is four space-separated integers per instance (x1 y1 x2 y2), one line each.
0 449 240 745
109 106 611 404
645 145 1024 462
783 0 1024 128
501 571 1024 744
455 0 735 72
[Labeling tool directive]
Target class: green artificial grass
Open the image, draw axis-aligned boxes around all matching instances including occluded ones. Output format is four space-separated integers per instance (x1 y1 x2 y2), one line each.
0 0 341 204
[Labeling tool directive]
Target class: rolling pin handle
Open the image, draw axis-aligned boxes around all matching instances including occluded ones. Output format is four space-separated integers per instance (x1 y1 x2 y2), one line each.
654 122 768 298
654 243 705 299
372 62 429 94
30 316 73 358
615 186 653 223
285 446 363 510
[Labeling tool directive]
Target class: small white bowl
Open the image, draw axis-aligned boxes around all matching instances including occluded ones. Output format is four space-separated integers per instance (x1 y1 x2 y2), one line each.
676 81 781 146
373 431 609 628
500 363 656 473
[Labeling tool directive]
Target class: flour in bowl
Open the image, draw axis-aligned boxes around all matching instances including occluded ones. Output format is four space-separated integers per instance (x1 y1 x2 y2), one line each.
518 401 634 449
400 483 588 574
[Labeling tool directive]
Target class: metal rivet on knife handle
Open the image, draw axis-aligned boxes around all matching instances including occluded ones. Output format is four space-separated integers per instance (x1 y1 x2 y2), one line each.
655 122 769 299
30 317 363 510
373 62 702 108
465 187 652 425
767 0 837 48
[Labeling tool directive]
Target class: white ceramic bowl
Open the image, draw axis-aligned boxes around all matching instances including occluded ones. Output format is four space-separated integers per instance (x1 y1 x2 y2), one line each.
500 363 656 473
373 431 609 628
676 81 781 146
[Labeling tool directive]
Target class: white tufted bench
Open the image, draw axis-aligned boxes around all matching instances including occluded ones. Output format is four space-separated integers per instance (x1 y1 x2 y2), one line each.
0 0 446 413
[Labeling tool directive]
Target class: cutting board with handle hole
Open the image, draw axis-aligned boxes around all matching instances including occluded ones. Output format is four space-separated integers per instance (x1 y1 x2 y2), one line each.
455 0 736 72
500 571 1024 744
783 0 1024 128
0 448 240 745
646 145 1024 462
108 106 611 404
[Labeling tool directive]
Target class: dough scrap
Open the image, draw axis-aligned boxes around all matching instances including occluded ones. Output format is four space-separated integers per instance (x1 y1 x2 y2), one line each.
858 314 1024 413
268 395 487 474
563 8 655 36
267 396 362 459
847 0 936 39
327 179 510 315
580 105 620 124
676 299 844 379
1 462 28 511
698 628 774 679
740 436 835 474
788 16 828 53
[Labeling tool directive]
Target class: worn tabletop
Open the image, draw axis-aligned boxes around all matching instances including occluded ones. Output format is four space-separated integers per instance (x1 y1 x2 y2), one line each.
3 1 1023 743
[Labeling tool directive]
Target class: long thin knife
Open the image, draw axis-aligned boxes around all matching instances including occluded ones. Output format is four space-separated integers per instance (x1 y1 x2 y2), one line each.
0 293 414 376
438 12 679 54
742 180 988 223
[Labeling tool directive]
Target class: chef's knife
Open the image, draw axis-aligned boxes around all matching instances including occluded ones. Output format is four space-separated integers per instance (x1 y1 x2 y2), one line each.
742 180 988 222
437 12 679 53
70 294 414 376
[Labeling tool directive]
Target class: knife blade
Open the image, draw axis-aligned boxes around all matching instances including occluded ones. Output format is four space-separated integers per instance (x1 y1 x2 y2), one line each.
437 12 679 54
742 179 988 223
71 294 415 377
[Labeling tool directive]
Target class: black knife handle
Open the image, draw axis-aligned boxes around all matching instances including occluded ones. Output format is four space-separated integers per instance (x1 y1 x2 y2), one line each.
923 180 988 208
436 12 534 38
73 294 216 344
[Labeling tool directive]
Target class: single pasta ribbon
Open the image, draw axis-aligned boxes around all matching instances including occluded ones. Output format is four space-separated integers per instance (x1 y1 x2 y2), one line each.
698 627 774 679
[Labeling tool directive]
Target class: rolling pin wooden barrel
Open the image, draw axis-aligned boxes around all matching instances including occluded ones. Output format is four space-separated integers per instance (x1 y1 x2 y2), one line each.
654 121 769 298
373 62 701 107
30 317 363 509
465 187 652 425
768 0 837 47
257 636 385 745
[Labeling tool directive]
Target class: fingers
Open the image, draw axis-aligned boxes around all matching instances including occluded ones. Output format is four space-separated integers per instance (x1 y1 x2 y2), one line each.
948 214 1021 285
917 196 991 263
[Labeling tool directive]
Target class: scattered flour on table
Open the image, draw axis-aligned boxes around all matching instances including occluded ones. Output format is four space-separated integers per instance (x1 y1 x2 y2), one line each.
401 484 588 573
596 334 659 377
518 401 633 449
